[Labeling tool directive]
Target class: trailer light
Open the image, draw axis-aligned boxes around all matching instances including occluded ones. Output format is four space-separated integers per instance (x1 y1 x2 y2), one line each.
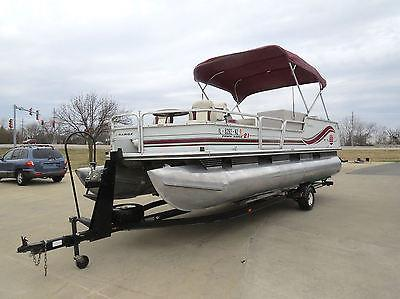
25 160 35 167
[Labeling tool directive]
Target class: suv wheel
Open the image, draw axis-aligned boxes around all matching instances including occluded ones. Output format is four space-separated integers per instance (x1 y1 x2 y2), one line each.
16 170 29 186
52 176 64 183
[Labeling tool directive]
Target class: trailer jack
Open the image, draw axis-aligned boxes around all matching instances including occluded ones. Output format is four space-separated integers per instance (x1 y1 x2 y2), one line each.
17 216 92 274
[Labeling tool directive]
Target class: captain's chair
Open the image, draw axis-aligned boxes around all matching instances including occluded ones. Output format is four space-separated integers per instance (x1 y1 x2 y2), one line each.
189 99 215 122
189 100 229 123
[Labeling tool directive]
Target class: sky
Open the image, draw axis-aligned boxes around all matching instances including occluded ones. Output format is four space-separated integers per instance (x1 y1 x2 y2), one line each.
0 0 399 129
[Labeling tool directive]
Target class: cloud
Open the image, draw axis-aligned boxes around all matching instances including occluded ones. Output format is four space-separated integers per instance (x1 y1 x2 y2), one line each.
0 0 399 128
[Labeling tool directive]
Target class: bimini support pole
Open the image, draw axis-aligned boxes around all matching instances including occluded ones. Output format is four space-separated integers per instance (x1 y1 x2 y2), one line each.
197 82 211 101
288 62 309 114
308 89 323 114
291 86 295 119
197 70 225 101
319 92 330 120
232 79 245 118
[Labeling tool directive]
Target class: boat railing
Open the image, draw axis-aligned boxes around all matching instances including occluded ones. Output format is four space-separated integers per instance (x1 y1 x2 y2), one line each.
111 109 305 153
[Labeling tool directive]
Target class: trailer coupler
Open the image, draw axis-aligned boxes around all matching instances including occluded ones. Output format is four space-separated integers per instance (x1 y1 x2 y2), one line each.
17 216 95 275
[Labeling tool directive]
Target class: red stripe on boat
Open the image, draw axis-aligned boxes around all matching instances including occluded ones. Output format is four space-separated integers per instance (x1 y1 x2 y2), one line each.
143 137 305 146
302 126 335 145
144 138 260 145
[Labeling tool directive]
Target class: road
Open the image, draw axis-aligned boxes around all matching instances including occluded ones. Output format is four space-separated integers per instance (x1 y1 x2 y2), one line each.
0 162 399 298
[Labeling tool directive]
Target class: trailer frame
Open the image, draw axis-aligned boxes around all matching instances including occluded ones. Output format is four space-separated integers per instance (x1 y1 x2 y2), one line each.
16 132 334 273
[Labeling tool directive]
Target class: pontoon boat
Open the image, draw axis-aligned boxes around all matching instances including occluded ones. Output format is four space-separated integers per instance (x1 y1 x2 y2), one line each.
17 45 341 271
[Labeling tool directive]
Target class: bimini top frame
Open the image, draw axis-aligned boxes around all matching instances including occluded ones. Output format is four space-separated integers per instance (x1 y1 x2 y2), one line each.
194 45 329 120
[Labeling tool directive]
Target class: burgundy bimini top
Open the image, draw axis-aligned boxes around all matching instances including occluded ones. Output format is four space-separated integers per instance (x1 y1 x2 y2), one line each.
193 45 326 103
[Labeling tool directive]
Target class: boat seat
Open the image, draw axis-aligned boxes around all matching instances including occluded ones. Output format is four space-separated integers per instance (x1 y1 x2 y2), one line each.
188 99 214 122
154 116 170 124
188 100 228 123
212 101 229 121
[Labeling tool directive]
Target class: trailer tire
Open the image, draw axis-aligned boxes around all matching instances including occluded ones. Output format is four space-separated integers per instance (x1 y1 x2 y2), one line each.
75 255 89 269
112 204 144 226
297 185 315 211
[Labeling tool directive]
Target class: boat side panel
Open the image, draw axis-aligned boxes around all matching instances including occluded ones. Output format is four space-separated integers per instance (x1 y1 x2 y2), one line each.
111 118 340 156
302 117 340 148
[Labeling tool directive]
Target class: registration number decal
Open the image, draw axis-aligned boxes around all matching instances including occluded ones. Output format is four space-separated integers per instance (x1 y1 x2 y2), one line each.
218 128 250 138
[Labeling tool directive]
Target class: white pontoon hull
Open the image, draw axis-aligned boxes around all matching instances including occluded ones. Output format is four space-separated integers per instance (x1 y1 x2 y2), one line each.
148 156 341 211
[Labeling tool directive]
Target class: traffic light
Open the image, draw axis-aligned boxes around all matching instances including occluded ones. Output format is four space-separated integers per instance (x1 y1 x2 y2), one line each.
36 110 39 120
40 120 44 126
29 108 33 116
52 120 55 129
8 118 13 129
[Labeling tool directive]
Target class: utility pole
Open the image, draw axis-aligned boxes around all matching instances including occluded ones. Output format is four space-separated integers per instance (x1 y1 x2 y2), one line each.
351 111 354 146
13 104 17 148
52 108 56 144
21 117 24 142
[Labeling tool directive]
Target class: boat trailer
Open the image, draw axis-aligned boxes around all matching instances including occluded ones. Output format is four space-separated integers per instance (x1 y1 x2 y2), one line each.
16 132 334 275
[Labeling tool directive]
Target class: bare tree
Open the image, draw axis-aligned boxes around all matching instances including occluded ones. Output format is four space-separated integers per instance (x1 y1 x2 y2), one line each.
22 122 56 143
374 126 389 145
339 114 376 146
25 123 45 142
40 119 63 144
387 128 400 145
56 93 119 160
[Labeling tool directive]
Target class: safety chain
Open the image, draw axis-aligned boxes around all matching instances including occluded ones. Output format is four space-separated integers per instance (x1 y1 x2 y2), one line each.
32 252 41 266
30 241 48 276
43 241 48 276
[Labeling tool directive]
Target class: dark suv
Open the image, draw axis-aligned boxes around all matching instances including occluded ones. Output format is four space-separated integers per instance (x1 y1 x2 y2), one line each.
0 145 67 185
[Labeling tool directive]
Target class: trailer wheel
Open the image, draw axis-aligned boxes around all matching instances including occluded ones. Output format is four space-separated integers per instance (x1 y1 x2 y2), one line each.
112 204 144 226
74 255 89 269
297 185 315 211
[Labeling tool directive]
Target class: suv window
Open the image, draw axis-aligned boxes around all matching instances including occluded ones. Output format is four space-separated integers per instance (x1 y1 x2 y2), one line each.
12 149 28 159
12 149 24 159
2 150 14 160
20 149 28 159
32 148 62 159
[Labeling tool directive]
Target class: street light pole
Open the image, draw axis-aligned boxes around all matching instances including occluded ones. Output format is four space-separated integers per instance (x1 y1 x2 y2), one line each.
12 104 41 147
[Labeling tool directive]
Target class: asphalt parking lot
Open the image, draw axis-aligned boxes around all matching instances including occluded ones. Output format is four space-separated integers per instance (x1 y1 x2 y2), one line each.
0 162 399 299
